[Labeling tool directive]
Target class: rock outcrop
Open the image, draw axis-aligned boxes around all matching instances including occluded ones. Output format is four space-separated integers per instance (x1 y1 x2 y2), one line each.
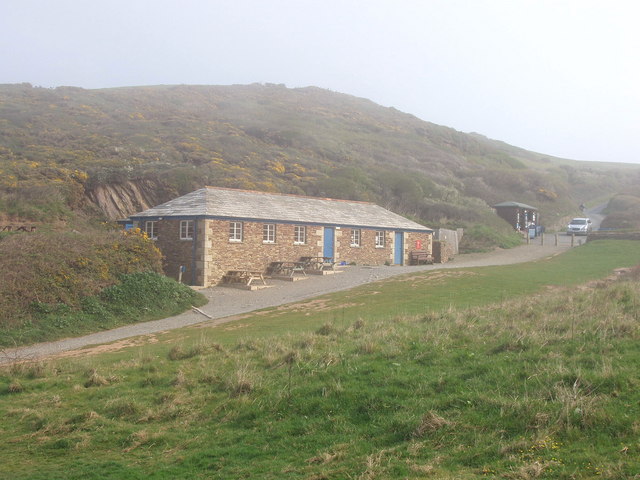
87 180 175 220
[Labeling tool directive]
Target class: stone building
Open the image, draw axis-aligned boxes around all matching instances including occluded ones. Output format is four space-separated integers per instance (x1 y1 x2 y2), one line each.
128 187 434 286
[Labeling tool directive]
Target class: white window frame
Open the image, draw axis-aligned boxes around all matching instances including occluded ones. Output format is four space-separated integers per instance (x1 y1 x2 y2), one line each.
229 221 243 242
351 228 361 247
294 225 306 245
375 230 385 248
263 223 276 244
144 221 157 240
180 220 194 240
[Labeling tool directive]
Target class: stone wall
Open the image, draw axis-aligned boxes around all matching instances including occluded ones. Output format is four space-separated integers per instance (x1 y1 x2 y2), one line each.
432 240 454 263
140 218 434 285
148 219 198 283
339 228 392 265
434 228 462 255
205 223 433 279
204 220 323 285
405 231 434 263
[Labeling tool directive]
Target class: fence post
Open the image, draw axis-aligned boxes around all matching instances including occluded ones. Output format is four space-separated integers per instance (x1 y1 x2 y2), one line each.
555 234 558 246
540 233 544 246
571 234 575 247
178 265 184 283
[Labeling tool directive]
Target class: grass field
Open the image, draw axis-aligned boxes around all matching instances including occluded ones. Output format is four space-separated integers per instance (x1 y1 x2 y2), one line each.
1 240 639 479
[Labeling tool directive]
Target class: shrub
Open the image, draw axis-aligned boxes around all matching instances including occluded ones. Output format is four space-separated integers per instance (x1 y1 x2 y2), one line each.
0 231 205 345
0 228 162 328
459 224 522 253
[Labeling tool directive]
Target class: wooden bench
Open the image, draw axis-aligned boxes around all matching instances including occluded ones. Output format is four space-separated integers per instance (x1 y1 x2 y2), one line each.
300 256 336 271
222 270 267 287
409 251 433 265
268 261 307 278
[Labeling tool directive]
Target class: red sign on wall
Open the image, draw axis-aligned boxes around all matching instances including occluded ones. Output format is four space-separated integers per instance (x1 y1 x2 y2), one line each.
415 239 422 250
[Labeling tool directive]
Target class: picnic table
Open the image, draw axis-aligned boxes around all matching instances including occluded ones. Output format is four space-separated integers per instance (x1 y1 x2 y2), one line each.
268 261 307 277
222 270 267 286
300 256 336 271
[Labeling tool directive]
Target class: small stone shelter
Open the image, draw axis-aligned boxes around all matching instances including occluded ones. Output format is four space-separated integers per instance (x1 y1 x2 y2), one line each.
493 201 539 232
129 187 434 286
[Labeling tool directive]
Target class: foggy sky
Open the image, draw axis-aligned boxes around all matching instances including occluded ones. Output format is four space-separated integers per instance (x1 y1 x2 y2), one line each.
1 0 639 164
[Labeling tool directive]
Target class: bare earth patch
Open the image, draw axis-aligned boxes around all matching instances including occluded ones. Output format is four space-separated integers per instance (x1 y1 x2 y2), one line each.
55 334 160 359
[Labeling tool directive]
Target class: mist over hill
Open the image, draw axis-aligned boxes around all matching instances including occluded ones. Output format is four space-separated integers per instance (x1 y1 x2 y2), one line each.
1 82 638 238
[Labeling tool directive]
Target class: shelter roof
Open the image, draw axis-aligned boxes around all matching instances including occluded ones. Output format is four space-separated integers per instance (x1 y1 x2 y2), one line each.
492 201 538 210
131 187 433 232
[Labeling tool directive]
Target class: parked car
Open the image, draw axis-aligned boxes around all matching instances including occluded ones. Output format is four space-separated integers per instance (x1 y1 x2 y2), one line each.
566 217 592 235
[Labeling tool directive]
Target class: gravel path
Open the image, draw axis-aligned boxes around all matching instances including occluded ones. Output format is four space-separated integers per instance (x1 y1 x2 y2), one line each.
1 239 577 365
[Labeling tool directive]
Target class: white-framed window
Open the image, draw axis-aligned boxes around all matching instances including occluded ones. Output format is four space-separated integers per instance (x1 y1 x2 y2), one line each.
144 221 157 240
351 229 361 247
294 225 306 245
375 230 385 248
180 220 194 240
229 221 243 242
263 223 276 243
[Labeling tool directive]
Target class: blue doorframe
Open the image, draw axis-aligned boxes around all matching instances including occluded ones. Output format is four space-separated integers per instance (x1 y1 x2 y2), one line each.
323 227 335 259
394 232 404 265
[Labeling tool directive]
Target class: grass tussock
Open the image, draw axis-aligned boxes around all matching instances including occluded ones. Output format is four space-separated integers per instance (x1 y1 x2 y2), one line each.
412 411 454 438
1 257 640 478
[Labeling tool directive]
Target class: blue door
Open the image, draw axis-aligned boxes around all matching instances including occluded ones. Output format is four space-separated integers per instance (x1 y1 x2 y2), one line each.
394 232 404 265
323 227 335 259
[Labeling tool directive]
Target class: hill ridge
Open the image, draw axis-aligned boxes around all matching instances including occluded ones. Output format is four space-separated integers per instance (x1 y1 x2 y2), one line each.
1 83 638 236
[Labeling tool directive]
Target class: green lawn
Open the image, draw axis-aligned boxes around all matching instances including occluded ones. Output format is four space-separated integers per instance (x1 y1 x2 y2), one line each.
1 240 639 479
183 239 640 344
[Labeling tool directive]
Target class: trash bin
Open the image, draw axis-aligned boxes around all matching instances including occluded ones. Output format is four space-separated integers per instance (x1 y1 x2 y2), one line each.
528 227 536 239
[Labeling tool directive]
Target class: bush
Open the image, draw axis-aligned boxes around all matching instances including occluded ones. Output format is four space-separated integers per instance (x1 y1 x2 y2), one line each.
0 271 205 347
459 224 522 253
100 271 201 314
601 193 640 230
0 227 162 325
0 227 166 334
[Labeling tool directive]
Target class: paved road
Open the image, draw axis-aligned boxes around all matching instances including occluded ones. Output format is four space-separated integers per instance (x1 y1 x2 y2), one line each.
1 241 576 365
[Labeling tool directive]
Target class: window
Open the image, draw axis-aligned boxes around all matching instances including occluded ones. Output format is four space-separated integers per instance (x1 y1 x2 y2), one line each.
229 221 243 242
144 221 157 240
294 225 306 244
180 220 194 240
375 230 385 248
263 223 276 243
350 229 361 247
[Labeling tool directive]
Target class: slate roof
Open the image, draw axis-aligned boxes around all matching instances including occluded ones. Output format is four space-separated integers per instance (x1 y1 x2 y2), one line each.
492 201 538 210
131 187 432 232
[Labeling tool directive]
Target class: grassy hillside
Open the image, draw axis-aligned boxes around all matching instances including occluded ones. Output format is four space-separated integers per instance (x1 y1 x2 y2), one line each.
2 82 638 236
601 192 640 230
1 240 639 479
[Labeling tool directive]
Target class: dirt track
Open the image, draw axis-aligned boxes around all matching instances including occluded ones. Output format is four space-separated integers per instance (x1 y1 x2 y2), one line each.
1 238 578 365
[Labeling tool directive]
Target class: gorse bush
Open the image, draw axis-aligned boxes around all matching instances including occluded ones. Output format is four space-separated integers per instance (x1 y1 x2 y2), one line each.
0 227 203 345
0 228 162 325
